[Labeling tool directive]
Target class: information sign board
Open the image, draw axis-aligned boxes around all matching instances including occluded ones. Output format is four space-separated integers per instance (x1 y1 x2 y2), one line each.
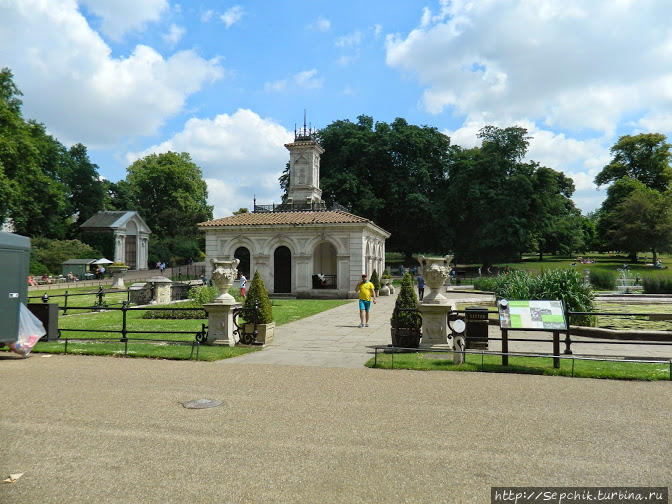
498 299 566 330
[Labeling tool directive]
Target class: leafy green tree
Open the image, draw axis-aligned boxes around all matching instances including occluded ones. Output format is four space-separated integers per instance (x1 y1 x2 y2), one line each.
603 185 672 265
243 270 273 323
594 133 672 192
126 152 213 240
0 69 69 237
446 126 577 265
65 143 105 230
31 238 100 274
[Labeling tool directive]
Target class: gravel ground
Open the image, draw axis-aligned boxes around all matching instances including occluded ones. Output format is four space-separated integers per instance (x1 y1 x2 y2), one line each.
2 354 670 503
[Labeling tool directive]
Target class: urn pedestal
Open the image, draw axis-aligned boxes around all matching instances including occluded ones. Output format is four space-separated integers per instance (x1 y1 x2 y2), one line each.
418 255 454 347
204 258 241 346
109 267 128 289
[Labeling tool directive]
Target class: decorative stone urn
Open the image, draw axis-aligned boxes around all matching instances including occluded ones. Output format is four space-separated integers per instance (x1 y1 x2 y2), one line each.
210 258 240 303
379 276 391 296
108 264 128 289
417 255 452 304
417 255 454 347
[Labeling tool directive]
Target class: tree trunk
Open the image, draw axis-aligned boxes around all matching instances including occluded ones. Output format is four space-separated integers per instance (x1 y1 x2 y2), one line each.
629 251 638 263
652 248 658 266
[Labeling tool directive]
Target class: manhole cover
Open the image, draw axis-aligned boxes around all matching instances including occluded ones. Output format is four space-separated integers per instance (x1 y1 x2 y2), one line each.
182 399 222 409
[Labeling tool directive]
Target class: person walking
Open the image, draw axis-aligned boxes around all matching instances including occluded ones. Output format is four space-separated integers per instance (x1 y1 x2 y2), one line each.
416 274 425 301
355 273 376 328
239 273 247 297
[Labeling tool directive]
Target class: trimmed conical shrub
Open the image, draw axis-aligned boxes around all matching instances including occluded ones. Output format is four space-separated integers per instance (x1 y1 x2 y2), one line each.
243 270 273 323
390 273 420 329
370 269 381 291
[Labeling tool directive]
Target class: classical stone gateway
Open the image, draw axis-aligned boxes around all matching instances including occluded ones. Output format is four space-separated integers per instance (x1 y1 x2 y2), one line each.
80 211 151 270
199 122 390 298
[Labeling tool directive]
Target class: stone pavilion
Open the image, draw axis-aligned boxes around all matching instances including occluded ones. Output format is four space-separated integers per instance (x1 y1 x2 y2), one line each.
80 211 151 270
199 125 390 298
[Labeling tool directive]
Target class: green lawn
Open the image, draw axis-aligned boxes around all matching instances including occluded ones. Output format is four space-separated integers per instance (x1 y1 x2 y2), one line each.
367 351 671 381
488 253 672 281
27 285 130 313
7 298 351 361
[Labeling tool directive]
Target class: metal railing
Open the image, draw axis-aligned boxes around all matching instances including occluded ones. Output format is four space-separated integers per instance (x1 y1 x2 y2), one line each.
56 303 209 360
253 201 350 213
29 286 132 314
372 345 672 380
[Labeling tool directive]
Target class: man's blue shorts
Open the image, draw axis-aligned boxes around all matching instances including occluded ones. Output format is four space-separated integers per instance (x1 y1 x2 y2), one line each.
359 299 371 311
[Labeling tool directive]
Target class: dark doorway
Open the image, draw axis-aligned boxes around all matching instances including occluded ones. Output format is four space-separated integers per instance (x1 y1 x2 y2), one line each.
274 246 291 293
125 235 137 270
234 247 250 279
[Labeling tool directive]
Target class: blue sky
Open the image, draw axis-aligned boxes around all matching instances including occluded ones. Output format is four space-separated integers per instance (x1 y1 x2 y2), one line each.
2 0 671 217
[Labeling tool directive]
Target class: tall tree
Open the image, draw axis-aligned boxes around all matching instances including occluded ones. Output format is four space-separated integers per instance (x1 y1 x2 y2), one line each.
125 152 213 265
126 152 213 239
0 68 69 237
604 185 672 264
594 133 672 192
306 115 452 256
65 143 105 229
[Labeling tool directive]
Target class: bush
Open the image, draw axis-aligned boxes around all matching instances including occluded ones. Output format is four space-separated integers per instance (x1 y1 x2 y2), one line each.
589 269 615 290
390 273 421 329
188 285 219 305
243 270 273 323
142 301 205 319
472 276 498 292
490 269 595 326
370 270 381 291
31 238 101 274
643 276 672 294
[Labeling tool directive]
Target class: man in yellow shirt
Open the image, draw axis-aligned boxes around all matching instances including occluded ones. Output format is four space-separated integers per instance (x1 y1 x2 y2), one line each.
355 273 377 328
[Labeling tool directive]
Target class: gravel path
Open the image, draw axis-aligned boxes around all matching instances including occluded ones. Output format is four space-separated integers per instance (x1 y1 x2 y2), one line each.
2 353 671 503
2 289 671 503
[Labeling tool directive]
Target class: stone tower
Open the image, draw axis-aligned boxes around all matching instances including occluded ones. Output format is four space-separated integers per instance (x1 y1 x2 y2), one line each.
284 115 324 205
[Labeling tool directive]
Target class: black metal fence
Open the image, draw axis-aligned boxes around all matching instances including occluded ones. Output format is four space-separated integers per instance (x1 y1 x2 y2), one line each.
382 306 672 378
56 303 209 360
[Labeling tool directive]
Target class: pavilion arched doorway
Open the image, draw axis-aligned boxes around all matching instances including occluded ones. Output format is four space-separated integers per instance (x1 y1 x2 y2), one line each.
274 246 291 293
234 247 250 279
312 242 337 289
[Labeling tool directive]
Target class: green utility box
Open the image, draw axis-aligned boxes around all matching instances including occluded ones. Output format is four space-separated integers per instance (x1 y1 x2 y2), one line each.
0 231 30 343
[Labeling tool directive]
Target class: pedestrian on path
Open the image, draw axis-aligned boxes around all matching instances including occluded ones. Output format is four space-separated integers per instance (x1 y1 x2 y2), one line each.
239 273 247 297
355 273 376 328
416 274 424 301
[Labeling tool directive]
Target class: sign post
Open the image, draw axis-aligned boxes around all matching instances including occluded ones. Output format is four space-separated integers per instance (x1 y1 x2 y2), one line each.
498 300 568 368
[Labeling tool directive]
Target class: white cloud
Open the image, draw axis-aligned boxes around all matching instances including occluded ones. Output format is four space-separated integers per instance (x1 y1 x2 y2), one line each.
385 1 672 136
220 5 244 28
162 23 186 46
294 69 323 89
265 69 323 92
307 16 331 32
80 0 168 41
0 0 223 147
126 109 293 217
335 31 363 48
372 24 382 38
201 9 214 22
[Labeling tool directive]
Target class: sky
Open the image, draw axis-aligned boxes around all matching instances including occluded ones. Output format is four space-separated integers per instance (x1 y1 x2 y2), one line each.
1 0 671 218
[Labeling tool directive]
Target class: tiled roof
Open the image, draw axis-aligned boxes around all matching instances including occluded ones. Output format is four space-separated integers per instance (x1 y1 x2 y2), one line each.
199 210 371 228
80 211 134 229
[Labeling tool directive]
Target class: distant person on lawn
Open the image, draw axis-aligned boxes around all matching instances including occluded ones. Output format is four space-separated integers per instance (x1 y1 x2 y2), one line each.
355 273 376 328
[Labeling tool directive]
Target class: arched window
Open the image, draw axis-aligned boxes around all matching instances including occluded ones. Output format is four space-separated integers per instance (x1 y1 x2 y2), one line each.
312 242 337 289
234 247 250 279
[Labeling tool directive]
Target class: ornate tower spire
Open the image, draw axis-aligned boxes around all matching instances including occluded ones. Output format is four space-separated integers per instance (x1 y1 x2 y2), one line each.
285 111 323 205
